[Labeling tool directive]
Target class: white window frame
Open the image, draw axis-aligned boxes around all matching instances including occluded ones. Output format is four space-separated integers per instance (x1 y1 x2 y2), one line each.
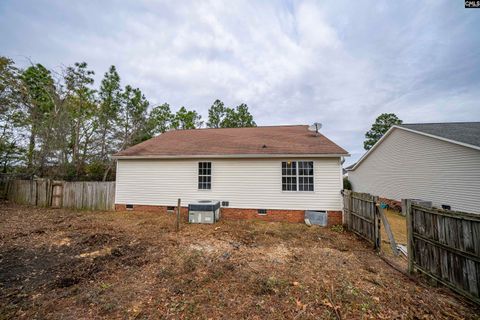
281 160 315 192
198 161 212 190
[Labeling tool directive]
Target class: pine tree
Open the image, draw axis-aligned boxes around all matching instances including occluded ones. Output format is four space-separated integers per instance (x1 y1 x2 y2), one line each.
364 113 403 150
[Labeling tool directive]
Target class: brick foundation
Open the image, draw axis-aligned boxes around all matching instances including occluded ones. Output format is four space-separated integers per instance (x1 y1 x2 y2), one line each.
115 204 190 221
221 207 305 223
115 204 342 226
326 210 343 226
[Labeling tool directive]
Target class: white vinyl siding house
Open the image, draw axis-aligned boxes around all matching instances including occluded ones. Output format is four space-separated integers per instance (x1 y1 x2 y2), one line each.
348 126 480 213
115 157 343 211
113 125 349 218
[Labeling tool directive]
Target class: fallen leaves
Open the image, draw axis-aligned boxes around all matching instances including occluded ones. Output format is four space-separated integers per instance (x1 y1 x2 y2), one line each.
0 203 478 319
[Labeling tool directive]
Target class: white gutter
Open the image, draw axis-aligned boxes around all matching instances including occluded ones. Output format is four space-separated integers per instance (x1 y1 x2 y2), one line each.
113 153 350 160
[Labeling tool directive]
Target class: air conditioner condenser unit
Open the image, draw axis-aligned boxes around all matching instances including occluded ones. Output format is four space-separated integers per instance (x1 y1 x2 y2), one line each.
188 200 221 224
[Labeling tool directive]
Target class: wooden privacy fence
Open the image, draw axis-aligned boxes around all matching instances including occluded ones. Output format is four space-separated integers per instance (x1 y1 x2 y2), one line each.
6 179 115 211
405 199 480 304
7 179 53 207
0 174 33 200
343 190 381 249
0 177 9 200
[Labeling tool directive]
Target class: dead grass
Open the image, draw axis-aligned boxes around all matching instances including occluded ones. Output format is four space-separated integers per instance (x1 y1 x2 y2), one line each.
381 209 408 257
0 202 478 319
383 209 407 244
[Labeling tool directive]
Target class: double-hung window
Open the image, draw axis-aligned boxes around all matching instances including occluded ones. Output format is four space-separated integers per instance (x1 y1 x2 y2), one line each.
198 162 212 190
281 161 314 191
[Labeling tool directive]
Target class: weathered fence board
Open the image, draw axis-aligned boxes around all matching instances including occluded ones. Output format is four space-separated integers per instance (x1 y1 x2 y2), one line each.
406 200 480 304
6 179 115 211
0 179 8 200
51 182 63 208
36 179 52 207
343 190 381 249
379 206 399 255
82 181 116 211
63 182 84 209
7 180 36 205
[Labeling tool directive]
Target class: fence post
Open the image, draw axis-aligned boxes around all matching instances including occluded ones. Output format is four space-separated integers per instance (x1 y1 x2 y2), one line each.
34 179 38 206
176 198 181 232
405 199 414 274
348 191 353 229
373 196 380 250
342 190 349 227
4 179 10 200
47 179 52 207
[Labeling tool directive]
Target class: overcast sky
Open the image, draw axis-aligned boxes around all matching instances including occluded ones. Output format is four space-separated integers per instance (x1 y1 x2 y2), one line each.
1 0 479 164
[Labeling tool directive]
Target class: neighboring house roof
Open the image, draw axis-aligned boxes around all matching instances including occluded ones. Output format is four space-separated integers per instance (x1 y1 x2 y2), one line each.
348 122 480 171
400 122 480 148
113 125 349 159
344 163 355 170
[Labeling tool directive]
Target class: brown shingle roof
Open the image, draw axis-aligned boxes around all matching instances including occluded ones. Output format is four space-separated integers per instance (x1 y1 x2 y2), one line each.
113 125 349 158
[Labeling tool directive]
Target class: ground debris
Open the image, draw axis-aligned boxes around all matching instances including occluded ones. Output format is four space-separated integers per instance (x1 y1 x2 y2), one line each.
0 202 478 319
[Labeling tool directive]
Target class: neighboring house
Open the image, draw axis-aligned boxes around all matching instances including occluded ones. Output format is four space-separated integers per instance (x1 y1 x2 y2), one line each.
347 122 480 213
343 164 354 178
113 125 349 223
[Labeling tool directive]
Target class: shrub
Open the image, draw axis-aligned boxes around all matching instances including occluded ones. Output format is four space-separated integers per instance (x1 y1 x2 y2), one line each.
343 177 352 190
85 161 107 181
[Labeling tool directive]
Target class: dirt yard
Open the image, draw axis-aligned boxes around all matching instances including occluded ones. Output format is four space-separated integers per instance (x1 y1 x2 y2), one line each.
0 203 478 319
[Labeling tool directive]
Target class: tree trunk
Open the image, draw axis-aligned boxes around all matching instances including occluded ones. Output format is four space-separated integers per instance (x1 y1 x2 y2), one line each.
100 127 107 160
27 124 36 171
70 120 81 179
102 163 112 182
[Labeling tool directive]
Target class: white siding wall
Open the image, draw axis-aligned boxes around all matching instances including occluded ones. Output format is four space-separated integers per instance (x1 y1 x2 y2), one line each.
115 158 343 211
349 128 480 213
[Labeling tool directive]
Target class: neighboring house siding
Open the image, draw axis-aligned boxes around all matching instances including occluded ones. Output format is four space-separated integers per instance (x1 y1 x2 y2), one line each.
115 158 343 211
349 128 480 213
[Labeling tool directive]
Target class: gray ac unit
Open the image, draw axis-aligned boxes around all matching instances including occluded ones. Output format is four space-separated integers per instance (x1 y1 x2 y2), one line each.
188 200 221 224
305 210 328 226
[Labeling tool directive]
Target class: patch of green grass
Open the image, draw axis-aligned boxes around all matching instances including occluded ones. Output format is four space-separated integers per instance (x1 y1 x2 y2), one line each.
254 276 289 295
330 225 344 233
99 282 111 290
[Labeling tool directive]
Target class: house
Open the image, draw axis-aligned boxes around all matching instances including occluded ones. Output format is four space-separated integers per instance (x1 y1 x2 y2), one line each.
347 122 480 213
113 125 349 224
343 164 354 178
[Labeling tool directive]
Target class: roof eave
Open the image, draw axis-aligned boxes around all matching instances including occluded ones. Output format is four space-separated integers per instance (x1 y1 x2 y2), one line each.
112 153 350 160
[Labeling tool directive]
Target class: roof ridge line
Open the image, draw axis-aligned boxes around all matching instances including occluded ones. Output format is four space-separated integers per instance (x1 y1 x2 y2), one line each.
166 124 308 132
402 122 480 125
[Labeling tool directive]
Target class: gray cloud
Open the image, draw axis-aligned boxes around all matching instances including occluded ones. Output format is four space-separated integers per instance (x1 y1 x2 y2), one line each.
1 0 479 164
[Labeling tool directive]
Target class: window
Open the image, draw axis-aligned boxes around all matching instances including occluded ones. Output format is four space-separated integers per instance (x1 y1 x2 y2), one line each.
281 161 314 191
298 161 314 191
198 162 212 190
258 209 267 215
282 161 297 191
